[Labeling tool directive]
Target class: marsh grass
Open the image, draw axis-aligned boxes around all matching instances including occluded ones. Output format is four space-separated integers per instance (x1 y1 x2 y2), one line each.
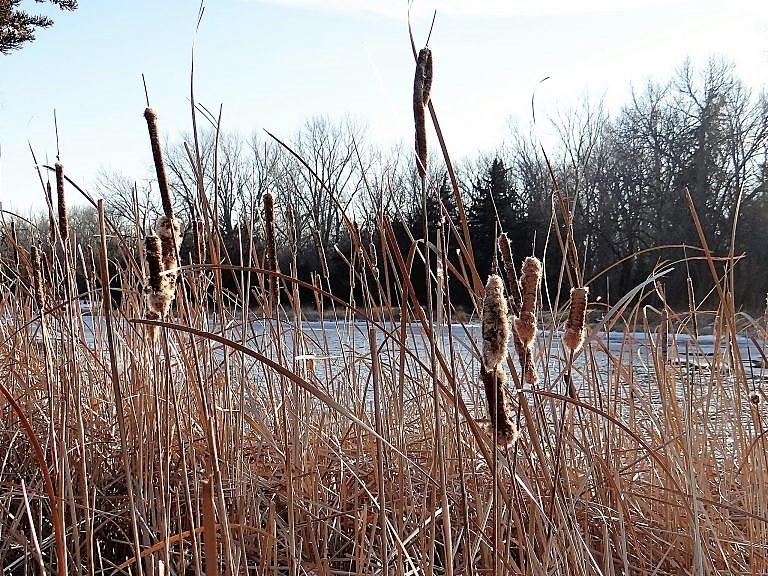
1 45 768 576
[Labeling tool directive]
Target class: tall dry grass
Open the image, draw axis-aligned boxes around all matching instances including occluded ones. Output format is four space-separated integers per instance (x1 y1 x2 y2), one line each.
1 38 767 576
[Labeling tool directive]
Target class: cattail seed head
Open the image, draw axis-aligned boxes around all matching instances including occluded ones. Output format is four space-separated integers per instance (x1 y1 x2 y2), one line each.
144 107 173 219
30 245 45 308
263 192 279 306
55 162 69 242
481 274 510 371
514 256 542 348
413 47 432 181
563 287 589 352
145 235 165 296
145 234 173 342
157 216 181 278
480 366 519 446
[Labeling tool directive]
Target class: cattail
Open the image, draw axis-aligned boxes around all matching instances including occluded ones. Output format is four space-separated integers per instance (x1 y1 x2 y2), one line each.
144 107 173 219
263 192 278 306
413 47 432 180
481 275 510 371
145 235 172 342
30 246 45 308
55 162 69 242
157 216 181 281
498 233 522 317
480 367 518 446
514 256 542 348
563 287 589 353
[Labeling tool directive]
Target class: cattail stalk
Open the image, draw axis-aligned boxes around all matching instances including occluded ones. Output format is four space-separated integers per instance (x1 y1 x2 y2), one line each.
563 287 589 353
413 47 432 181
144 107 173 219
55 162 69 242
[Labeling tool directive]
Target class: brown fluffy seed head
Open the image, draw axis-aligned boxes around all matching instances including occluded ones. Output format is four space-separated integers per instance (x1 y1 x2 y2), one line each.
563 287 589 352
55 162 69 241
157 216 181 276
144 107 173 219
30 245 45 308
514 312 537 350
480 366 519 446
519 256 542 316
145 235 165 295
481 274 510 371
413 47 432 181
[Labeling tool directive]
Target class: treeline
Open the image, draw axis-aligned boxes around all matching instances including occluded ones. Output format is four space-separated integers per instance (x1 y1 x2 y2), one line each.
4 58 767 313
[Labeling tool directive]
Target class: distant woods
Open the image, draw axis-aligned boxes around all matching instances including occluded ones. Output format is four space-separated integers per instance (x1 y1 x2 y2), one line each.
5 59 768 312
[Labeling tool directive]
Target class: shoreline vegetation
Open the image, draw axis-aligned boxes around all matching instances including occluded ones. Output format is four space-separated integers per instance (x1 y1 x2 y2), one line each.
2 28 768 576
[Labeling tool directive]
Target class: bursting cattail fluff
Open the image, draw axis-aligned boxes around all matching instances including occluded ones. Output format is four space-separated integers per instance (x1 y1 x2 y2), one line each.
480 366 519 446
514 256 542 348
481 274 510 371
157 216 181 281
144 107 173 219
413 47 432 180
55 162 69 242
480 274 518 446
145 235 173 342
563 287 589 352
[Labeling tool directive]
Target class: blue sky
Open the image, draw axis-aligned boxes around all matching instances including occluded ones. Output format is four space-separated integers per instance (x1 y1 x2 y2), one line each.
1 0 767 213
